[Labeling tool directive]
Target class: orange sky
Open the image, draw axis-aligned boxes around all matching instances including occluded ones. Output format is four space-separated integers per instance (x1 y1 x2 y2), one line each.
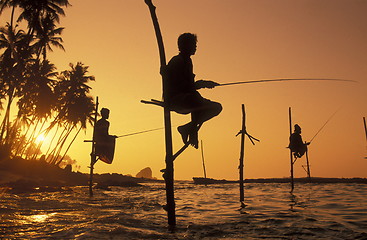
2 0 367 180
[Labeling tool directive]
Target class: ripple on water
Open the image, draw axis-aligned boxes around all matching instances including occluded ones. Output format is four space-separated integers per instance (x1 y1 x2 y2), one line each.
1 182 366 239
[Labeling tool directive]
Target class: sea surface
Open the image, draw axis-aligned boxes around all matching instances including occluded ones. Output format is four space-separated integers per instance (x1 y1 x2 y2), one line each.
1 182 367 239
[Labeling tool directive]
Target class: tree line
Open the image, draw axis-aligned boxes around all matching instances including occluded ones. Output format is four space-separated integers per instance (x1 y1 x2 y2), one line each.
0 0 96 168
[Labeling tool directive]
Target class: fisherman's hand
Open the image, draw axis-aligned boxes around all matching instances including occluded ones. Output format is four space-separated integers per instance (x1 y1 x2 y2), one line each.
195 80 220 89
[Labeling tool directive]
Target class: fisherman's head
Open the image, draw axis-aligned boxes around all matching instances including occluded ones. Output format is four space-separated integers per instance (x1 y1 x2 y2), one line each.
294 124 301 133
178 33 197 56
100 108 110 119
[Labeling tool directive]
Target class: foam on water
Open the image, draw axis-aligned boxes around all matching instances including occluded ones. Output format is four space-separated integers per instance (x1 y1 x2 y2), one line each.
0 182 366 239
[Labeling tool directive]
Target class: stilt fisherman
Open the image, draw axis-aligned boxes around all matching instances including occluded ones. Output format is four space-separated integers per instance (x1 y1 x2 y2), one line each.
162 33 222 149
289 124 310 159
94 108 117 164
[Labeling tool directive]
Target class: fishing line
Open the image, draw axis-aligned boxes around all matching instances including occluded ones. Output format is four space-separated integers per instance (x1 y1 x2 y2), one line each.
116 124 181 138
309 108 340 143
116 127 165 138
217 78 357 87
124 79 353 138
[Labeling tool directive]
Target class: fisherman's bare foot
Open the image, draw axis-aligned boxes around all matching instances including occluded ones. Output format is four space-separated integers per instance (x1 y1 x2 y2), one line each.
189 129 199 149
178 124 190 144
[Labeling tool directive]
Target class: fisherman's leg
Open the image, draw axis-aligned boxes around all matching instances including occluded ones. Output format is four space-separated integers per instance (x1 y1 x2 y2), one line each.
194 99 222 125
178 122 194 144
187 98 221 149
169 94 194 145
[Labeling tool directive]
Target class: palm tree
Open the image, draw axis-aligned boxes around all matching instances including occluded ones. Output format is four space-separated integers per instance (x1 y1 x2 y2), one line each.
1 0 70 60
15 59 58 159
50 62 95 165
15 0 70 45
0 23 27 148
33 13 65 61
0 0 22 28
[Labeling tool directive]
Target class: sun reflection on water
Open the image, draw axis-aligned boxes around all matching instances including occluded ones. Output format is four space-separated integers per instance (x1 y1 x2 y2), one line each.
25 213 57 223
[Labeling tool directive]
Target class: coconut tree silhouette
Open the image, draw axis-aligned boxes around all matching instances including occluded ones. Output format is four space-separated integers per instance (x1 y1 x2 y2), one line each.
0 0 70 42
49 62 95 165
17 60 58 159
0 23 27 156
32 13 65 61
0 0 96 166
0 0 71 160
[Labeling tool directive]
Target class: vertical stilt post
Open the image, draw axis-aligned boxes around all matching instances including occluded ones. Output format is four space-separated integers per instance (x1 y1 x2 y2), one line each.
200 140 207 179
305 150 311 180
363 117 367 143
89 97 99 197
144 0 176 228
363 117 367 159
289 107 294 192
163 109 175 228
239 104 246 204
162 100 175 227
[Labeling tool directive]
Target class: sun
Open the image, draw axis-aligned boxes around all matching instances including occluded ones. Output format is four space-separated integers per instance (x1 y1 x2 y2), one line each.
35 134 46 144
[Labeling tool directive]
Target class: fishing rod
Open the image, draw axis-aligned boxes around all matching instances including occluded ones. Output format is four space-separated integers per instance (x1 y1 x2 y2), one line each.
309 108 340 143
217 78 357 87
116 126 165 138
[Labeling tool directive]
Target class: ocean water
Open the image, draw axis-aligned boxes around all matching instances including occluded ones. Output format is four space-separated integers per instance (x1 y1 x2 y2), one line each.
1 182 366 239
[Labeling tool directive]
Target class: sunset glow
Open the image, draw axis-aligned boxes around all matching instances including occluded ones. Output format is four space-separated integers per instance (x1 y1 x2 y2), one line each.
1 0 366 180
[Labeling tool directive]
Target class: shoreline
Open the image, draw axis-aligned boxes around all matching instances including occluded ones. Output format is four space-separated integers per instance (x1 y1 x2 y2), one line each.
1 158 366 193
192 176 367 185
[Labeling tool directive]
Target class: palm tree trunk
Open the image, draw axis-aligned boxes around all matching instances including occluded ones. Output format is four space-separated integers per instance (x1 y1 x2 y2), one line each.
30 120 47 160
48 126 68 164
10 6 15 29
52 124 74 165
20 118 40 158
56 125 82 166
13 116 35 156
0 88 14 143
44 124 60 157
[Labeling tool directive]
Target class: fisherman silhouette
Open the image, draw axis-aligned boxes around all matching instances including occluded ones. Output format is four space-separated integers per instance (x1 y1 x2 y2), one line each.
94 108 117 164
162 33 222 149
288 124 310 159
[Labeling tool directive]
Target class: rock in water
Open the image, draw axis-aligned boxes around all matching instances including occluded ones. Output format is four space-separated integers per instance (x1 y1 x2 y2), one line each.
136 167 152 179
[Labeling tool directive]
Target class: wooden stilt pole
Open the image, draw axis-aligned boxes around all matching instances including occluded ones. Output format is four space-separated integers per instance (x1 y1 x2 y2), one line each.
144 0 176 228
239 104 246 204
289 107 294 192
200 140 207 179
163 108 175 228
363 117 367 143
363 117 367 159
305 150 311 180
89 96 99 197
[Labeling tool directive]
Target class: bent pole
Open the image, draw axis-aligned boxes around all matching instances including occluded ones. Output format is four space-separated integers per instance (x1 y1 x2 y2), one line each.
144 0 176 228
217 78 357 87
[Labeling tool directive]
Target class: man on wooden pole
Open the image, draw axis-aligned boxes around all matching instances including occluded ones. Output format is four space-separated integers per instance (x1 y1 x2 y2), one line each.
163 33 222 149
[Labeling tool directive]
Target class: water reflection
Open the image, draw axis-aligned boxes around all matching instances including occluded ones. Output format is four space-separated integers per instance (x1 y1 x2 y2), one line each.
1 183 366 239
24 212 57 223
289 192 296 212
